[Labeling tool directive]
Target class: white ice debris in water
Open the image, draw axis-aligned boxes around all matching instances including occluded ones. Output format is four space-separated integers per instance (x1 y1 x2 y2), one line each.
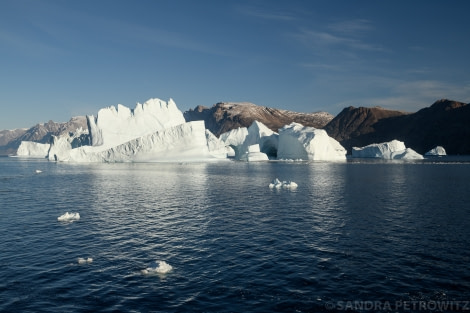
141 260 173 275
269 178 298 189
57 212 80 222
77 257 93 264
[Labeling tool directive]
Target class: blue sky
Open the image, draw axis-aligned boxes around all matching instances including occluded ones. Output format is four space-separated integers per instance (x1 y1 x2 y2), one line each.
1 0 469 129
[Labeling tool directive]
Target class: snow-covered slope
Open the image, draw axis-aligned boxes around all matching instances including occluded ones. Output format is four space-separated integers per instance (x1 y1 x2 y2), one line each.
277 123 346 161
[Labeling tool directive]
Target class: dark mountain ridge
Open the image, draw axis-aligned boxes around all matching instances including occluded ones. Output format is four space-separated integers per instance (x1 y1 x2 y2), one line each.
324 99 470 154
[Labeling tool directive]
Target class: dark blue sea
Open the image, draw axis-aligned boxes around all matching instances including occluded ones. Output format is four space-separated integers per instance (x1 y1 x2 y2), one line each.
1 156 470 313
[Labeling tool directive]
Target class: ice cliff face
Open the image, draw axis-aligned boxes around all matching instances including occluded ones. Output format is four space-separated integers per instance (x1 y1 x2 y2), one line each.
16 141 50 158
50 98 221 162
277 123 347 161
88 98 185 147
219 121 277 160
57 121 214 162
352 140 424 159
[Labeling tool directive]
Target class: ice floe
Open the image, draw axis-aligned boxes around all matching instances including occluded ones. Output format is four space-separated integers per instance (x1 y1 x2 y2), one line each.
141 260 173 275
77 257 93 264
57 212 80 222
269 178 298 189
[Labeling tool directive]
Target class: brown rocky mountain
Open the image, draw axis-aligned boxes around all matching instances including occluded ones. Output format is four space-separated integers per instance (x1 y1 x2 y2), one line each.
324 99 470 155
0 116 87 156
184 102 334 136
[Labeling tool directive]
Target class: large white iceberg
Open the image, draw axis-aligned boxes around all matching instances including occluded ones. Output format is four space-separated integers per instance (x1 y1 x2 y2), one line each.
87 98 185 148
56 121 215 162
16 141 50 158
219 121 277 161
352 140 424 159
277 123 346 161
51 98 224 162
425 146 447 156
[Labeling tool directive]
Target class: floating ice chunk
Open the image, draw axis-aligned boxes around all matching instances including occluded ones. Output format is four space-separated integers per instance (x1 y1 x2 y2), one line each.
269 178 283 189
425 146 447 156
35 169 42 173
269 178 298 189
282 181 298 189
141 260 173 275
57 212 80 222
77 257 93 264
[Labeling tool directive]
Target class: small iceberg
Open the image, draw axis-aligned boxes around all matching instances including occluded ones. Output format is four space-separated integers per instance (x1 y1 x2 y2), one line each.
269 178 298 189
141 260 173 275
77 257 93 264
57 212 80 222
425 146 447 156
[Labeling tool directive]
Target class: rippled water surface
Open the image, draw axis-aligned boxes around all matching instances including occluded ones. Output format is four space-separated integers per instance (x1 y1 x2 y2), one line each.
1 157 470 312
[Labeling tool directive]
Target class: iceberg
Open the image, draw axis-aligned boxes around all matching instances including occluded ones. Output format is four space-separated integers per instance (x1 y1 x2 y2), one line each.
205 129 229 159
277 123 346 161
141 260 173 275
57 212 80 222
16 141 50 158
241 121 278 158
47 127 89 161
50 98 224 162
352 140 424 159
391 148 424 160
239 144 269 162
56 121 215 162
219 127 249 159
87 98 185 148
219 121 278 160
425 146 447 156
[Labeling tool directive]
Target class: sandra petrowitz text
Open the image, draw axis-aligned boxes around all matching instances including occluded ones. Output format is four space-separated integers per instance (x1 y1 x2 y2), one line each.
324 300 470 311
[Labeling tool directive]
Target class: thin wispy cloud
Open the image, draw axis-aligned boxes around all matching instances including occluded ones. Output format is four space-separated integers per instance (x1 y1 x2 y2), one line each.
294 28 385 52
300 62 344 72
0 29 63 57
237 5 298 21
327 19 374 36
